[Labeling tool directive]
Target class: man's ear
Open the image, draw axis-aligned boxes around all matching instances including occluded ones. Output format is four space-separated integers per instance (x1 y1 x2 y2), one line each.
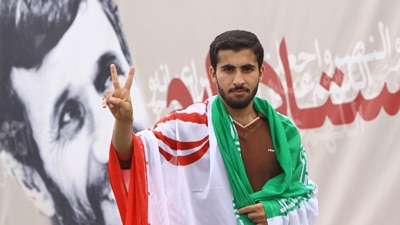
259 64 265 81
209 66 217 83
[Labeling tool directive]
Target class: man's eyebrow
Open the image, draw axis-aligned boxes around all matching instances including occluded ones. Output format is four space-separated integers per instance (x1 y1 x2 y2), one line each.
220 64 256 70
94 52 123 93
240 64 256 69
220 64 235 69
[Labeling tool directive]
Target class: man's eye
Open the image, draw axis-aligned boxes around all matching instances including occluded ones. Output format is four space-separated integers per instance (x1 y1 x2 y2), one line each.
223 67 234 73
58 99 85 139
242 67 254 73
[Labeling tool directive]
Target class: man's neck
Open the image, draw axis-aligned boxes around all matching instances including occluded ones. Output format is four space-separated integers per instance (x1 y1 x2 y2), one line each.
224 102 258 126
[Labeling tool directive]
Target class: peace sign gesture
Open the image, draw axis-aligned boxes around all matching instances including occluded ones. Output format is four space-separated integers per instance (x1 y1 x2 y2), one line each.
102 64 135 124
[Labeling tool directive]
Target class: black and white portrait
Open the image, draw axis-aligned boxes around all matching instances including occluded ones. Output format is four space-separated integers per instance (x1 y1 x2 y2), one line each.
0 0 148 224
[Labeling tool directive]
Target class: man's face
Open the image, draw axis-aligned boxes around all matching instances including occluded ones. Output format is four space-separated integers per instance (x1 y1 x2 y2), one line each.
210 48 264 110
9 0 131 224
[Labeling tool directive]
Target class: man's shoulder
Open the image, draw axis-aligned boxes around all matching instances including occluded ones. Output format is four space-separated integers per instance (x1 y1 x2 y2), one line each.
176 96 215 115
254 97 299 133
154 97 214 127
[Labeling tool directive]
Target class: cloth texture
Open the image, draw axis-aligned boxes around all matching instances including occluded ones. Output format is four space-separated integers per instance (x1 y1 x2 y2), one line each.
108 96 318 225
212 96 316 224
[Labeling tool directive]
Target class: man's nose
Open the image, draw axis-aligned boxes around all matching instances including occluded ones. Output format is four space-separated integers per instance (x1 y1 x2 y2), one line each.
233 71 245 85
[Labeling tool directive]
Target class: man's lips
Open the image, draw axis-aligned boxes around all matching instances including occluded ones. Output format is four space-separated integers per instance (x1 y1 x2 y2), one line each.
232 90 246 93
229 87 249 93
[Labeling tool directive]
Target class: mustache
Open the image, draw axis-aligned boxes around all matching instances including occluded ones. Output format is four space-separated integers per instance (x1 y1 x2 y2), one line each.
229 86 249 92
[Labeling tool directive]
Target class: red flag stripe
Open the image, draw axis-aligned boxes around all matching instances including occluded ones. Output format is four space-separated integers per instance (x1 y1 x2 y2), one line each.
153 130 208 150
159 140 210 166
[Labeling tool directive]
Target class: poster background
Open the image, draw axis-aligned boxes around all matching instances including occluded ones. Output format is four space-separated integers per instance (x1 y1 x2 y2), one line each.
1 0 400 224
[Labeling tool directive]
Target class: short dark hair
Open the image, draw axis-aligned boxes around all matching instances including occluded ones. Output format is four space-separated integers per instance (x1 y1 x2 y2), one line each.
209 30 264 70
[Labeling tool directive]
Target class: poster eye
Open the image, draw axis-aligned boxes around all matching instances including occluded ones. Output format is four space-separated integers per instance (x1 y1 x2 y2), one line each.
57 99 85 139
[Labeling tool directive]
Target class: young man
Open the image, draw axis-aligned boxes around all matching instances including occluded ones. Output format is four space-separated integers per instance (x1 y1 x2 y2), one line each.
104 30 318 225
0 0 148 224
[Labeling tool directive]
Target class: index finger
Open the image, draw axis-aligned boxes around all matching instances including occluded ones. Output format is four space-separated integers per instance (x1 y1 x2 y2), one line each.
238 205 255 214
123 66 135 90
110 64 121 89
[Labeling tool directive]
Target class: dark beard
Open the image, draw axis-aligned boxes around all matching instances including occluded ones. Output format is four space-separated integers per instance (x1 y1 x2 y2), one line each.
217 82 259 109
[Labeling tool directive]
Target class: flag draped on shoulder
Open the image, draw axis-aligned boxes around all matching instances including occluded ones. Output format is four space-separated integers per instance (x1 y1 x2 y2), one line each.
212 95 318 224
108 135 149 225
108 96 318 225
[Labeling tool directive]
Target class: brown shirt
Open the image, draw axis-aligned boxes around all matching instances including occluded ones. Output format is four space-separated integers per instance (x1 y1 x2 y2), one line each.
233 114 283 192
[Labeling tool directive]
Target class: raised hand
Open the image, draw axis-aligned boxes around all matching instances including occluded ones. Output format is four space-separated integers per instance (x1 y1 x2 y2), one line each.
102 64 135 123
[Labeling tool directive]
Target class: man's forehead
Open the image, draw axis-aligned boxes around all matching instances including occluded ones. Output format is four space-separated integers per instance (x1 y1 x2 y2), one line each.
216 50 257 66
219 63 256 68
217 48 256 58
